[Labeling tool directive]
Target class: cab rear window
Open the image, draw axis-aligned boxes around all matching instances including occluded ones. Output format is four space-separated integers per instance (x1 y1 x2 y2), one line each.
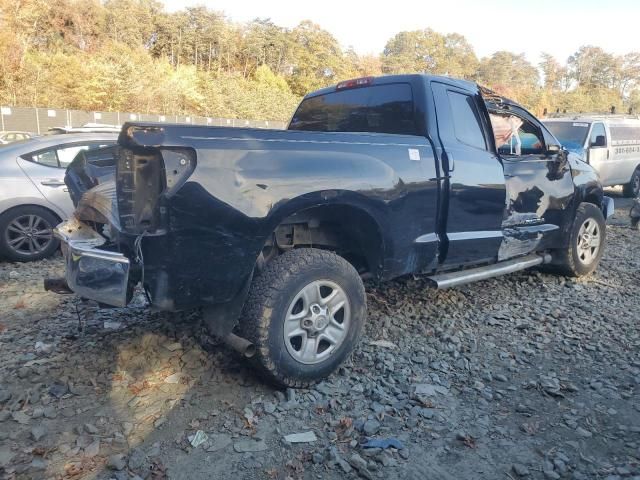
289 83 417 135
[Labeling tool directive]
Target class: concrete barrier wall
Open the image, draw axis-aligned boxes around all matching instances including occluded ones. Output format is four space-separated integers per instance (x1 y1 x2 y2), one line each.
0 106 287 133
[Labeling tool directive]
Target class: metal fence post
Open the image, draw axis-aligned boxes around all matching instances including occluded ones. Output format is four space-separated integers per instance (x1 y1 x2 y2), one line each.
35 107 41 134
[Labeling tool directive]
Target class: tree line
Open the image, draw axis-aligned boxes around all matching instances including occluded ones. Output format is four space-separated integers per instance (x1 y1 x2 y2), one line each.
1 0 638 122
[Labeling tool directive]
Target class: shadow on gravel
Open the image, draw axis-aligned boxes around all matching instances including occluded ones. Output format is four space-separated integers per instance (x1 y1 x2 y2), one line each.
0 283 275 479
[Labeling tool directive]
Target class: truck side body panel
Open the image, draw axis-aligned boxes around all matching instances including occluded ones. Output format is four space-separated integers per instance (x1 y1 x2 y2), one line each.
119 127 440 309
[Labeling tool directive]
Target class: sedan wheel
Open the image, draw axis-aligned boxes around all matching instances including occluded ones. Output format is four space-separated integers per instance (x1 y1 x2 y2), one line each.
0 207 60 262
6 214 54 256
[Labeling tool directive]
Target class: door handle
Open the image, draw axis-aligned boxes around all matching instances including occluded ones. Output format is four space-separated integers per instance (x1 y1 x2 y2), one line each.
41 180 65 187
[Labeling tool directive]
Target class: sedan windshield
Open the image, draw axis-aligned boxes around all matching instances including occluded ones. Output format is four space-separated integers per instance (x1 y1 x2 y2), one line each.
544 121 590 153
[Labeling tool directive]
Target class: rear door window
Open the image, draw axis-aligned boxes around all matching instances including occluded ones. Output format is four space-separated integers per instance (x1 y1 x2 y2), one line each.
289 83 417 135
447 91 486 150
24 142 114 168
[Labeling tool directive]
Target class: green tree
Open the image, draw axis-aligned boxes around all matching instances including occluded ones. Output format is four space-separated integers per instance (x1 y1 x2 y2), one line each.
381 29 477 78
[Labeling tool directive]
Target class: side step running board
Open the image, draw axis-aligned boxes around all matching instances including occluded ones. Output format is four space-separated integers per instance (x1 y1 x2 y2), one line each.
427 253 551 289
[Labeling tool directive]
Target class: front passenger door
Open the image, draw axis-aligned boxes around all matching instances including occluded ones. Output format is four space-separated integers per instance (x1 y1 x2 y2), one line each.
496 110 575 258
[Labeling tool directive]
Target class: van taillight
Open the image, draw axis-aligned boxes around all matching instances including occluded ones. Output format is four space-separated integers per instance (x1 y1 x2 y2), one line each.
336 77 373 90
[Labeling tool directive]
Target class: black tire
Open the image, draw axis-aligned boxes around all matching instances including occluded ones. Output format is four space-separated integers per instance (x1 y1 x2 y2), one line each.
0 206 60 262
552 202 606 277
622 168 640 198
241 248 366 388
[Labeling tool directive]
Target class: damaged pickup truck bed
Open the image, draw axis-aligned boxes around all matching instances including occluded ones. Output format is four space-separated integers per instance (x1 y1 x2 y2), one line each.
49 74 613 387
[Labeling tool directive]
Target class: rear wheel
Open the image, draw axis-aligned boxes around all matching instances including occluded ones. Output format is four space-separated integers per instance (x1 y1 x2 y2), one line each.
552 202 605 277
622 168 640 198
241 248 366 388
0 206 60 262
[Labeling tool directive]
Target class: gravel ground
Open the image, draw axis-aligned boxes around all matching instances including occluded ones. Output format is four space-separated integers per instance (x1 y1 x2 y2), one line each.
1 192 639 480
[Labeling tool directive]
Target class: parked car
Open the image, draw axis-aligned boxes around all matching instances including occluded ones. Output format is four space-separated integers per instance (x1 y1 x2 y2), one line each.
47 123 121 135
543 116 640 197
50 74 612 387
0 131 35 144
0 133 117 261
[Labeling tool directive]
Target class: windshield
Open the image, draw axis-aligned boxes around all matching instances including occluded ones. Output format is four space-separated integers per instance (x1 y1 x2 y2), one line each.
544 121 590 153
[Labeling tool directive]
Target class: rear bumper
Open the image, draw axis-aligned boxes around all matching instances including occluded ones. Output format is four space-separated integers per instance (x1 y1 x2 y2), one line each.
54 217 130 307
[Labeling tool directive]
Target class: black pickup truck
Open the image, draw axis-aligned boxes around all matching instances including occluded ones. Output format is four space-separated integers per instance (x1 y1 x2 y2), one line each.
50 74 613 387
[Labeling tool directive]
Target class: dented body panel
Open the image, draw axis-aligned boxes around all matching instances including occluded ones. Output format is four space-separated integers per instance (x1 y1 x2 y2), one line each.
56 74 610 327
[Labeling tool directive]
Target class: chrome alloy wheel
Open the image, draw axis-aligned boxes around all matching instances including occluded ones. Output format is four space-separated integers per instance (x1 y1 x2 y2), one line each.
283 280 351 365
576 218 601 265
5 214 54 257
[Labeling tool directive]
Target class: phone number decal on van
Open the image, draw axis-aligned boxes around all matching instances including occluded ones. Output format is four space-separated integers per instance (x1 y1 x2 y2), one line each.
615 145 640 154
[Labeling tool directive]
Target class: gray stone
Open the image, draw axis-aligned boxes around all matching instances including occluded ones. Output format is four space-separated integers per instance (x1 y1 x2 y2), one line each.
363 419 381 436
263 401 276 414
0 389 11 404
84 423 98 434
576 427 593 438
48 383 68 398
30 457 47 471
206 433 232 452
128 448 147 470
0 447 14 467
31 425 48 441
12 411 30 425
233 439 269 453
107 454 127 471
285 388 296 402
336 456 352 473
284 431 317 443
83 440 100 458
513 464 530 476
349 453 368 470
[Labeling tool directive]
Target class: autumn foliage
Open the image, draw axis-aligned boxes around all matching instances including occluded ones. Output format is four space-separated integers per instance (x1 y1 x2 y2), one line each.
0 0 638 121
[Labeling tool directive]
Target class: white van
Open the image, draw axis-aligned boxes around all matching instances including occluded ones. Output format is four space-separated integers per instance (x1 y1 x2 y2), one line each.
543 116 640 197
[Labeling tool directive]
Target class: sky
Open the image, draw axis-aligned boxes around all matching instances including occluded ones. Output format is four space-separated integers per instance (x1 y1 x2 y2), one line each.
161 0 638 64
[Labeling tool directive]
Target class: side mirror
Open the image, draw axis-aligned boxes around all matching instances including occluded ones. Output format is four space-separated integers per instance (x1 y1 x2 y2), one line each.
590 135 606 148
546 144 561 154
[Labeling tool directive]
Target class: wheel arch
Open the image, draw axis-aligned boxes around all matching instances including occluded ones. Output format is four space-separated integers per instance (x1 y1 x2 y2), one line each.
0 201 64 224
263 195 387 278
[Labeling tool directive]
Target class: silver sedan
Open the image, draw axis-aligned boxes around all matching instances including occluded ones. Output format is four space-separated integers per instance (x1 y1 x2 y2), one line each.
0 133 117 261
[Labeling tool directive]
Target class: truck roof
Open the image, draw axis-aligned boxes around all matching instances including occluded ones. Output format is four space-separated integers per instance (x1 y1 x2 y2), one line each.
304 74 479 99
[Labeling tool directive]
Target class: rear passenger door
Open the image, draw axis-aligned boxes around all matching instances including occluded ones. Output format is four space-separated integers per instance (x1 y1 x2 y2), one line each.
431 82 506 268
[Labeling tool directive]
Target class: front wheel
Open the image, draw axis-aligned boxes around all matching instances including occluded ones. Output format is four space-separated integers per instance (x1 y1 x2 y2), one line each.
622 168 640 198
241 248 366 388
552 202 606 277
